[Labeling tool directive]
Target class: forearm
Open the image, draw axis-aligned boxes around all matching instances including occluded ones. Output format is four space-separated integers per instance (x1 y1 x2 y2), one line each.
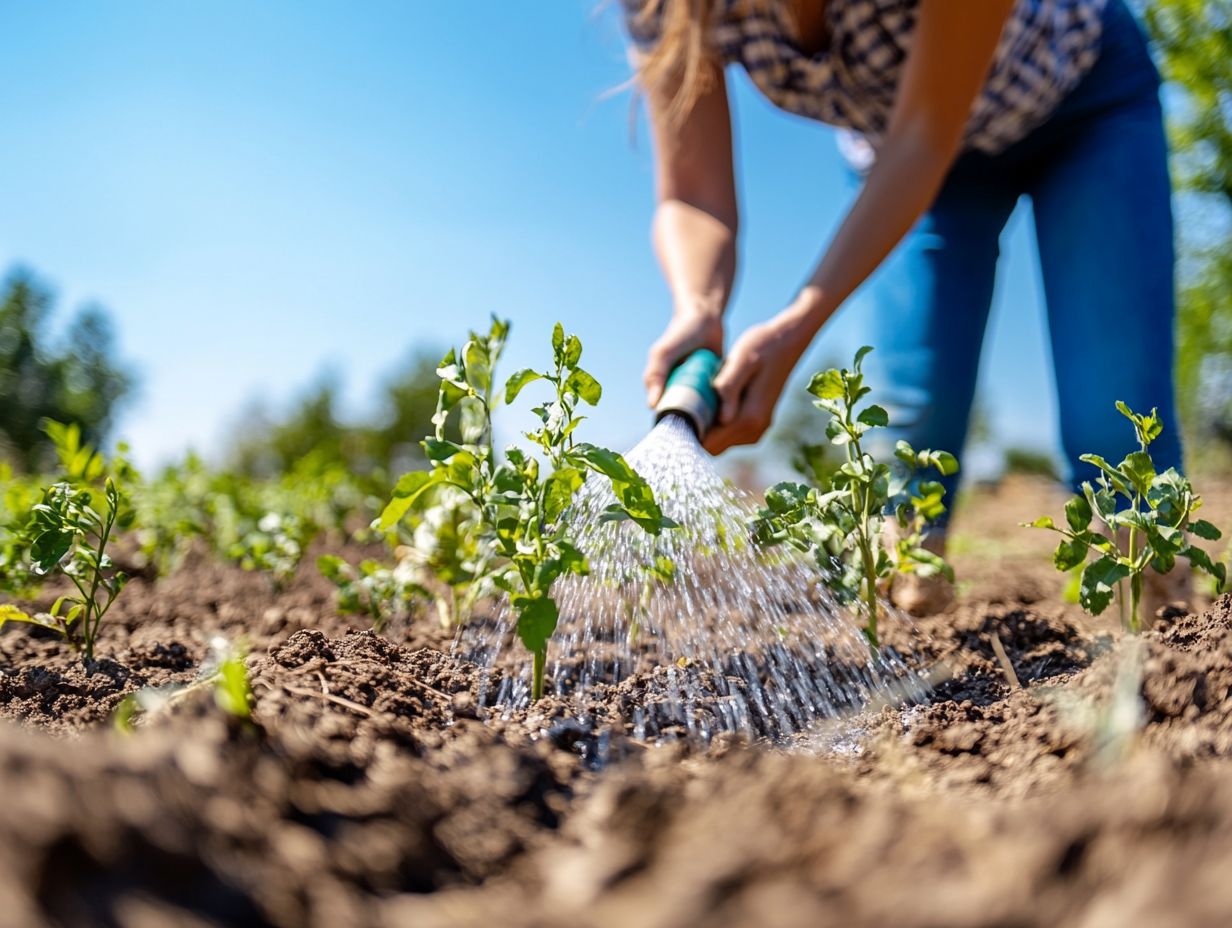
787 127 956 332
652 198 738 320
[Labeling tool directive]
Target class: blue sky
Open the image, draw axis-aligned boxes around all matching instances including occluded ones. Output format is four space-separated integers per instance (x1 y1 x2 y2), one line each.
1 1 1060 473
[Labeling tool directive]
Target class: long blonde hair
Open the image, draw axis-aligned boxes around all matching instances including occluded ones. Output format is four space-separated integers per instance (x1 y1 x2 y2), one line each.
628 0 721 122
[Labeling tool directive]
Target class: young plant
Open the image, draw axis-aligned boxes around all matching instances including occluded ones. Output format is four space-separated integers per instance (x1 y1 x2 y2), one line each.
752 347 957 649
379 317 673 700
317 554 427 632
1024 402 1226 632
2 477 133 664
227 511 309 590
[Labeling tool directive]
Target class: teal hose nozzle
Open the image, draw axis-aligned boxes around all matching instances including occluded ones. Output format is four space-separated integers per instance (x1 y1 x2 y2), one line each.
654 348 721 438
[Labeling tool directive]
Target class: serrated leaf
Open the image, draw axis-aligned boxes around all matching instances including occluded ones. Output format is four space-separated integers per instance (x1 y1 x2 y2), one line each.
1079 555 1130 616
1189 519 1222 541
1182 545 1225 587
1065 495 1092 532
1054 537 1088 571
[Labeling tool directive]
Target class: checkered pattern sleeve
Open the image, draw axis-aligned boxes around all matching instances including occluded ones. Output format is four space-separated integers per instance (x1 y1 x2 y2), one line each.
619 0 1110 155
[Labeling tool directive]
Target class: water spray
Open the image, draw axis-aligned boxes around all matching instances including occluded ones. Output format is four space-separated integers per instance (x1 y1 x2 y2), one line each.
654 349 722 438
459 346 928 748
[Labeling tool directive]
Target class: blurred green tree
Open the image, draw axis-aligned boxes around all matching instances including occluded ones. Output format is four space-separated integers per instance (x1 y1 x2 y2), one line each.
229 349 447 484
0 269 135 471
1145 0 1232 456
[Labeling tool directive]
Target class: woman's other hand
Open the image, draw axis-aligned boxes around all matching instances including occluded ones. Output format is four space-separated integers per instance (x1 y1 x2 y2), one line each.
644 308 725 407
703 310 815 454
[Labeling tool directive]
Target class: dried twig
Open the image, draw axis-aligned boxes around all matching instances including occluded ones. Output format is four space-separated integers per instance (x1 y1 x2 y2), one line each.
989 633 1021 690
280 683 379 718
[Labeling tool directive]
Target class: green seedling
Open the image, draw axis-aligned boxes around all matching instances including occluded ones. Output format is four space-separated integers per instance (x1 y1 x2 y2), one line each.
1 477 133 664
227 511 309 590
752 347 958 649
401 483 500 627
114 637 254 731
379 317 673 700
317 554 427 632
1024 402 1225 632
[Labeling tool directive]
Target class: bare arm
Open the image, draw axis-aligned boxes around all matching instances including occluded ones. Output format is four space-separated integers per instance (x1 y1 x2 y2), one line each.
788 0 1018 332
642 59 739 406
706 0 1016 452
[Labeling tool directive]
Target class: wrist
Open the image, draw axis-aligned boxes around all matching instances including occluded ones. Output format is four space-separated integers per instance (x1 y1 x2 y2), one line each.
782 285 833 333
672 292 727 321
773 285 832 345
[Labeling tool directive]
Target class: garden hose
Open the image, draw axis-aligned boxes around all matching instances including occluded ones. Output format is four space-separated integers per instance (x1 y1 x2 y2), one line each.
654 348 722 438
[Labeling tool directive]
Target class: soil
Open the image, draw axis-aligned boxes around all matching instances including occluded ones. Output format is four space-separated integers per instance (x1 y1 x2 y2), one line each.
1 476 1231 927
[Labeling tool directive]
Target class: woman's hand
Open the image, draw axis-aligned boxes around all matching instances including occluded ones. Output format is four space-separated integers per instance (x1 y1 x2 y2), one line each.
644 308 725 407
702 308 816 455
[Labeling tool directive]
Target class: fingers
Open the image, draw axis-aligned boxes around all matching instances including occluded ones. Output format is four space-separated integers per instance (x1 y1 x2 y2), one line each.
711 338 761 427
643 316 723 408
703 371 774 455
643 337 673 408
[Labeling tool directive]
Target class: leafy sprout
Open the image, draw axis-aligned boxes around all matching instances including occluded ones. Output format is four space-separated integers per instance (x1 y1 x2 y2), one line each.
379 317 674 700
1024 402 1226 632
752 347 957 649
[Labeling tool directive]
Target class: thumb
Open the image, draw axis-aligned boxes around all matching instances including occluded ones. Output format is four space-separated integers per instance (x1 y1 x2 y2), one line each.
644 331 689 408
644 351 670 408
711 349 759 426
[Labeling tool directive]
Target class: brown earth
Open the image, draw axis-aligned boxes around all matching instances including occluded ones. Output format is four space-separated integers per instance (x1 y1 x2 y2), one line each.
1 477 1231 927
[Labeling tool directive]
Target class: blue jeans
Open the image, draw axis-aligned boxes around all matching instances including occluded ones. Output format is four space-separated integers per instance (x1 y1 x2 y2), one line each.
865 0 1180 514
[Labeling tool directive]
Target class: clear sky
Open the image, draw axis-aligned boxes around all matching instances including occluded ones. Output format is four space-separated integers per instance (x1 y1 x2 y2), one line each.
1 1 1062 473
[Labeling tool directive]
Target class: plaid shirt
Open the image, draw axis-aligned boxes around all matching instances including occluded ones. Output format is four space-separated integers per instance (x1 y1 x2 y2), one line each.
623 0 1108 154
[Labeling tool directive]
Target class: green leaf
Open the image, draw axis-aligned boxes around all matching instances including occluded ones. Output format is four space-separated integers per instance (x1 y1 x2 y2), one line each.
1065 495 1093 532
566 368 602 405
543 467 584 522
423 439 464 463
378 471 440 531
765 482 809 515
564 334 583 368
514 595 559 654
927 450 959 476
1022 516 1056 529
551 322 565 355
1079 555 1130 616
857 405 889 428
504 369 543 404
1189 519 1222 541
1054 537 1088 572
1080 454 1131 495
852 345 874 371
807 369 845 401
573 443 640 484
1119 451 1156 495
1182 545 1226 589
892 440 915 469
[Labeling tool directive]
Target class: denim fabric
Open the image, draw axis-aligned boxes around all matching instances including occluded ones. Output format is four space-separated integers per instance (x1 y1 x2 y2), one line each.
864 0 1180 513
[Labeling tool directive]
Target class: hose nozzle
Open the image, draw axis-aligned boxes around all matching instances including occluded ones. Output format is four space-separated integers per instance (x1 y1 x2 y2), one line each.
654 348 721 438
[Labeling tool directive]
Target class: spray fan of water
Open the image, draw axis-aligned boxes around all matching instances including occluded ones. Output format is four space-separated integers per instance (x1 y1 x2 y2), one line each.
458 414 931 745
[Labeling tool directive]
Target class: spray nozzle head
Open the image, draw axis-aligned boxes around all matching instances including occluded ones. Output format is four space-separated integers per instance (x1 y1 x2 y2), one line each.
654 348 721 438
